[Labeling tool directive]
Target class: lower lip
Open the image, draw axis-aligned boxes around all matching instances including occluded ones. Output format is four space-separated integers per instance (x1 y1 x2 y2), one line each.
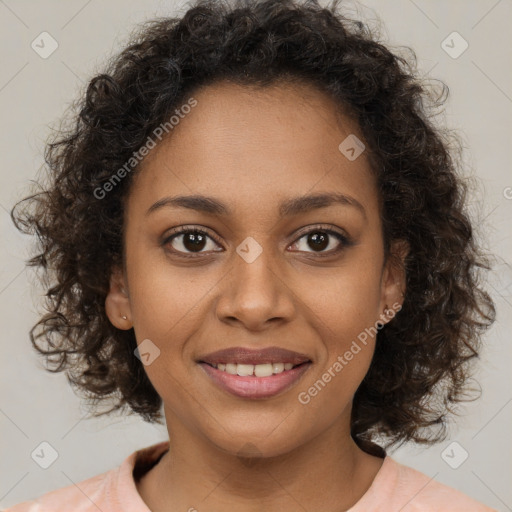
199 362 311 399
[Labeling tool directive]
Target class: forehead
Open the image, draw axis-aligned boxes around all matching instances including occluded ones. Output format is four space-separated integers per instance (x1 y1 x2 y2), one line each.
128 81 379 223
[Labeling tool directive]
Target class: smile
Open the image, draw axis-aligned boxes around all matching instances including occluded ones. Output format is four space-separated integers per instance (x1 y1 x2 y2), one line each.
197 346 312 399
198 360 311 399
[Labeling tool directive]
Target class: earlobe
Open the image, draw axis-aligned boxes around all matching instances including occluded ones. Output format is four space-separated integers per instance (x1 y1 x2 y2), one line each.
105 267 132 330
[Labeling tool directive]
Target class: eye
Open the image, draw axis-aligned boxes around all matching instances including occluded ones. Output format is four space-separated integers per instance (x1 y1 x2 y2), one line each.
162 224 352 259
289 225 351 256
163 226 222 258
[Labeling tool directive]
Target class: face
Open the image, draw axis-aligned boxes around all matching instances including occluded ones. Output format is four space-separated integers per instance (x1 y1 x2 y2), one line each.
106 80 407 458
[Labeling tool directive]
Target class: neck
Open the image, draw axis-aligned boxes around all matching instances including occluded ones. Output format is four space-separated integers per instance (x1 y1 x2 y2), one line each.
136 412 384 512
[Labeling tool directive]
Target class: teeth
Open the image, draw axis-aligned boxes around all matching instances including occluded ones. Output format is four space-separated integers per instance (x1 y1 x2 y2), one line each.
212 362 300 377
236 364 254 376
254 363 273 377
225 363 237 375
273 363 284 373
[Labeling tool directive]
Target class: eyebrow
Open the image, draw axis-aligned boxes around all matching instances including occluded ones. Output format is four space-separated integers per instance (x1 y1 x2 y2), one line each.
146 192 366 219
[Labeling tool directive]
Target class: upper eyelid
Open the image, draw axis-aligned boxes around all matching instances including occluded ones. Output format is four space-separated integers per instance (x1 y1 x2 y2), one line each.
164 224 349 249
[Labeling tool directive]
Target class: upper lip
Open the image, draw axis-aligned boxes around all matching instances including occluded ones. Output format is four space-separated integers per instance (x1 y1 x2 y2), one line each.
198 346 311 366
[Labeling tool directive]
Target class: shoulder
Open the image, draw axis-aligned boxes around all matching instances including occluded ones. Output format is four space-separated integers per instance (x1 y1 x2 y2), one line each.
4 469 114 512
387 457 495 512
4 441 169 512
350 456 497 512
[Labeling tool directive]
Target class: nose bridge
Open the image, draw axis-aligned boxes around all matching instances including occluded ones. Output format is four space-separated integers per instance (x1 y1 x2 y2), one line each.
216 236 294 328
233 235 281 304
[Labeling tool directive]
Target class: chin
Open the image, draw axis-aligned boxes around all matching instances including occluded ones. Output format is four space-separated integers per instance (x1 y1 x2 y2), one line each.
201 417 312 460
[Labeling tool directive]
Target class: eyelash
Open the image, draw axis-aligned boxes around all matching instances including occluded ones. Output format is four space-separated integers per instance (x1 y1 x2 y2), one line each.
162 224 352 259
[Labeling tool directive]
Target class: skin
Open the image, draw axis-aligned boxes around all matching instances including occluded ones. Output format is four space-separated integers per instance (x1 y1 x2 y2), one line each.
106 80 408 512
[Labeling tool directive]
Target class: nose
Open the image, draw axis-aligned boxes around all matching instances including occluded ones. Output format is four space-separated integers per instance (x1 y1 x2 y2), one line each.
215 247 296 332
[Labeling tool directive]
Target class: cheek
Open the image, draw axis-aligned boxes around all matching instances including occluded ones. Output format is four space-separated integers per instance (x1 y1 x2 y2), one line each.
127 247 218 343
298 248 383 389
296 269 380 415
306 251 383 337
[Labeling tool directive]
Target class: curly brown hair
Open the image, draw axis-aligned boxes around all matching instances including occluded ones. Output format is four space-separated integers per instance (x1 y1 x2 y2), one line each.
12 0 496 452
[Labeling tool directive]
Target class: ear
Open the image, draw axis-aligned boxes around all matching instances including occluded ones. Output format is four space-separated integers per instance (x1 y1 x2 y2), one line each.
105 265 132 330
378 239 409 326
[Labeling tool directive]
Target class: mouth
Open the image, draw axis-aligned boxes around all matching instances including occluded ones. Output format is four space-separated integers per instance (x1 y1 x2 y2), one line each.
197 346 312 399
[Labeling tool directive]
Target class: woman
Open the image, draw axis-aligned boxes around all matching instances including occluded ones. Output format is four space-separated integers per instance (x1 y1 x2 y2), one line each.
9 0 496 510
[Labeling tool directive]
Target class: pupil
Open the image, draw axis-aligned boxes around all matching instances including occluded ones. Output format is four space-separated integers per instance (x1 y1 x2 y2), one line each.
184 232 206 252
309 232 328 251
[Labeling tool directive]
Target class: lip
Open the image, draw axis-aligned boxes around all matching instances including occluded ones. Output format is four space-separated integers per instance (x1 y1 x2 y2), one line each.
199 361 312 399
197 346 311 366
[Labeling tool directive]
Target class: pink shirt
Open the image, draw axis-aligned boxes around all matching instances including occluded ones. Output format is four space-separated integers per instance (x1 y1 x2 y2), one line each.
5 441 496 511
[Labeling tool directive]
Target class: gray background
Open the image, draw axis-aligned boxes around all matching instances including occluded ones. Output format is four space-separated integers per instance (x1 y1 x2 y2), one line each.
1 0 511 510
